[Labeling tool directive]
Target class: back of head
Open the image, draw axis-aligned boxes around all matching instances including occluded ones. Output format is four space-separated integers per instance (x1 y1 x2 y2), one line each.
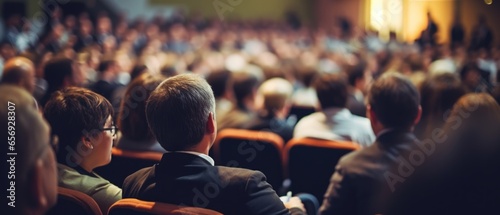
146 74 215 151
314 73 349 109
0 85 56 214
420 73 466 122
1 57 36 93
445 93 500 150
119 73 165 141
258 77 293 113
43 57 74 93
232 71 260 107
367 72 420 129
206 69 232 99
43 87 113 164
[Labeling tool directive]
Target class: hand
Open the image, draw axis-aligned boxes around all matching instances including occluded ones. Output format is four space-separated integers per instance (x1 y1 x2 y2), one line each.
284 196 306 212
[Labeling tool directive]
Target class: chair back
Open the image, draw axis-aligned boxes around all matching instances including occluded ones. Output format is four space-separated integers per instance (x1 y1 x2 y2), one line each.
283 138 360 202
213 129 284 189
46 187 102 215
94 148 163 187
108 198 223 215
289 105 316 121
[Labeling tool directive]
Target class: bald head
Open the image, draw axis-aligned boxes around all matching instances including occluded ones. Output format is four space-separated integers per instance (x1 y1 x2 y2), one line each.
1 57 36 94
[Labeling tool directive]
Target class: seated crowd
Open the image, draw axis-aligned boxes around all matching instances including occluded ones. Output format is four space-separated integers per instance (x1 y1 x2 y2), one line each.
2 5 500 215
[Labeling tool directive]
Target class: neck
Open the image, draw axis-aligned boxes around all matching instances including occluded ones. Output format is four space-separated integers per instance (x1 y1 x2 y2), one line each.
185 136 212 155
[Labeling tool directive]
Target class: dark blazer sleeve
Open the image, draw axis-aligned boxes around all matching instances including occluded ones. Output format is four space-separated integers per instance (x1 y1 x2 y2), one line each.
319 164 356 215
244 171 306 215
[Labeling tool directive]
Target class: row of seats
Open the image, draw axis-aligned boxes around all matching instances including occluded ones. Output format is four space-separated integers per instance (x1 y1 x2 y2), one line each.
94 129 360 204
47 187 222 215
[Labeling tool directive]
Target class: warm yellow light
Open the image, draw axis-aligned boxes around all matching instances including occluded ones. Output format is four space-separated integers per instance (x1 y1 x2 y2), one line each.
485 0 493 5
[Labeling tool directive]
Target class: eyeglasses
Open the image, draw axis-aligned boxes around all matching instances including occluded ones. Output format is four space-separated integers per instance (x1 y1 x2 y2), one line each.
101 125 118 136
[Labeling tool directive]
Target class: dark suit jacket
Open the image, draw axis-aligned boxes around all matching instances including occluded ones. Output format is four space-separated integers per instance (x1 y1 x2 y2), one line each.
123 153 304 215
319 130 420 215
245 113 295 143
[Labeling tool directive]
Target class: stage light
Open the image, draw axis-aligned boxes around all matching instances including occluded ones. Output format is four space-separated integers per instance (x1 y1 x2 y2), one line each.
485 0 493 5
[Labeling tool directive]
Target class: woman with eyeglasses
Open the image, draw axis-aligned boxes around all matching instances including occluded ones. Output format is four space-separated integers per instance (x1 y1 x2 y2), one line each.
43 87 121 214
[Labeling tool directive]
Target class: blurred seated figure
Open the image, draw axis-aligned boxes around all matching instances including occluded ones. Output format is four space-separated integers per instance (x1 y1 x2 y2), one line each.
346 62 371 117
206 69 234 127
123 74 307 215
44 87 122 214
294 73 375 147
41 57 78 107
387 93 500 215
246 77 295 143
320 73 423 215
291 67 318 109
1 57 36 94
88 59 123 102
116 73 166 153
460 62 488 92
415 73 466 138
217 71 260 130
1 85 58 215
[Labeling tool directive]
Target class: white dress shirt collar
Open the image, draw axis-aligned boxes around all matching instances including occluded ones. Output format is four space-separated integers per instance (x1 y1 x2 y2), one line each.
166 151 215 166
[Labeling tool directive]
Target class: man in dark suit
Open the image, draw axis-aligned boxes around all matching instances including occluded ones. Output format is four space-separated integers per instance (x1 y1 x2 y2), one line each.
319 73 423 215
123 74 306 215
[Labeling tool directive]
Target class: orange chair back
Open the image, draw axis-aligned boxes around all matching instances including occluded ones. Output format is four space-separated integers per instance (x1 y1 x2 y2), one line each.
213 129 284 189
283 138 360 202
94 148 163 187
108 198 223 215
46 187 103 215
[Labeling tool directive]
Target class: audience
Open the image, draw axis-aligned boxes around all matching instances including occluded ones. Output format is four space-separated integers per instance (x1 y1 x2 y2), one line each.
319 73 422 215
1 85 57 215
123 74 307 215
116 73 166 152
43 87 122 214
294 73 375 147
3 5 500 214
0 56 36 94
246 77 295 142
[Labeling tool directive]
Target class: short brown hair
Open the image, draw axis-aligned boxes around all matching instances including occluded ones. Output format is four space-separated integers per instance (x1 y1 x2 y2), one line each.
367 73 420 129
314 73 349 109
44 87 113 163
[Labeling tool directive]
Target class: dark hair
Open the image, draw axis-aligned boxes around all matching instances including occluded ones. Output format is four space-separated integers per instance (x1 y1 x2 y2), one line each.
206 69 232 98
296 67 317 87
43 87 114 163
347 62 366 87
43 57 74 92
232 72 260 108
314 73 349 109
118 74 164 141
130 64 148 81
367 72 420 129
420 73 466 127
146 74 215 151
98 59 116 73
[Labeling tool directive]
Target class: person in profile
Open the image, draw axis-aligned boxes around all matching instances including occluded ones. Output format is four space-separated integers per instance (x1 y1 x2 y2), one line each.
43 87 122 214
1 85 58 215
123 74 306 215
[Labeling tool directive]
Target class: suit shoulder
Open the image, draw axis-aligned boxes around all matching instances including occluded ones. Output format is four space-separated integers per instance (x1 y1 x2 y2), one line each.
215 166 264 183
